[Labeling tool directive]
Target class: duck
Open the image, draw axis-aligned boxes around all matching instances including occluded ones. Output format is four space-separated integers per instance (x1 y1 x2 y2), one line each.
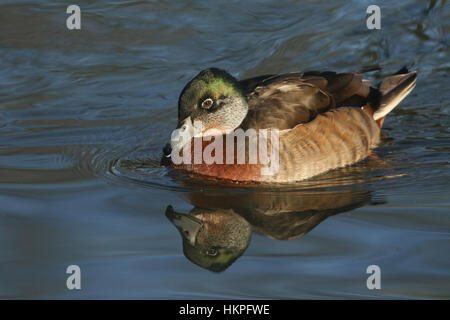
161 66 417 184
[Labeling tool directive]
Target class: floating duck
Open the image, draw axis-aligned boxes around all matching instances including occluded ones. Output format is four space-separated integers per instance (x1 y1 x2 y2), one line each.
162 67 416 184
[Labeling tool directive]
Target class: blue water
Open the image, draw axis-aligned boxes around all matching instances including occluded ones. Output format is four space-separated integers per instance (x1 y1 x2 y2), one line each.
0 0 449 299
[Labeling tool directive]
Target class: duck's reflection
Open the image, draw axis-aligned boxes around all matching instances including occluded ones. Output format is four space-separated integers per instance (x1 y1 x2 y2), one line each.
166 186 375 272
166 206 251 272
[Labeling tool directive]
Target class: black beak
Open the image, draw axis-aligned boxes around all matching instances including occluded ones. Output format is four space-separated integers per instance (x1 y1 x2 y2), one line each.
162 143 172 157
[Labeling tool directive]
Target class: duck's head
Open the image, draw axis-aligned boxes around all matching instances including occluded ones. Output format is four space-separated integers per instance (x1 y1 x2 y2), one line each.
165 205 252 272
164 68 248 156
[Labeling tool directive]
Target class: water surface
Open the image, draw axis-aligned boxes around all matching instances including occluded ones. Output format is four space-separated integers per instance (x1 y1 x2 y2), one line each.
0 0 449 299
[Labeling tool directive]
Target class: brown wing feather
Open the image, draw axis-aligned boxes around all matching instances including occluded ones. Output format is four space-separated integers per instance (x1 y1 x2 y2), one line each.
271 107 381 183
238 71 374 130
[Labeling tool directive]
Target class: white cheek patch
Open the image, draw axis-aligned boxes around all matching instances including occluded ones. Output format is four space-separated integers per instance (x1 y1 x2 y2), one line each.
170 117 195 151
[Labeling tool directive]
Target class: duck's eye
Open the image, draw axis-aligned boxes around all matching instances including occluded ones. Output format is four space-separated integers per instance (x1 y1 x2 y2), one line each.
201 98 214 109
206 247 218 257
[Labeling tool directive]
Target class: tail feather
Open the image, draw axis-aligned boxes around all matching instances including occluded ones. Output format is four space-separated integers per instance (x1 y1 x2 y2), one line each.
373 69 417 121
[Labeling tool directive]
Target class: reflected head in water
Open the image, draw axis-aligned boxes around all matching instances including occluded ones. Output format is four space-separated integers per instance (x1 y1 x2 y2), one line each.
166 205 251 272
166 184 377 272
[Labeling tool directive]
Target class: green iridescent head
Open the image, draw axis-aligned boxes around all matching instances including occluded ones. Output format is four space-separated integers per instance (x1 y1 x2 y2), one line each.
177 68 248 135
